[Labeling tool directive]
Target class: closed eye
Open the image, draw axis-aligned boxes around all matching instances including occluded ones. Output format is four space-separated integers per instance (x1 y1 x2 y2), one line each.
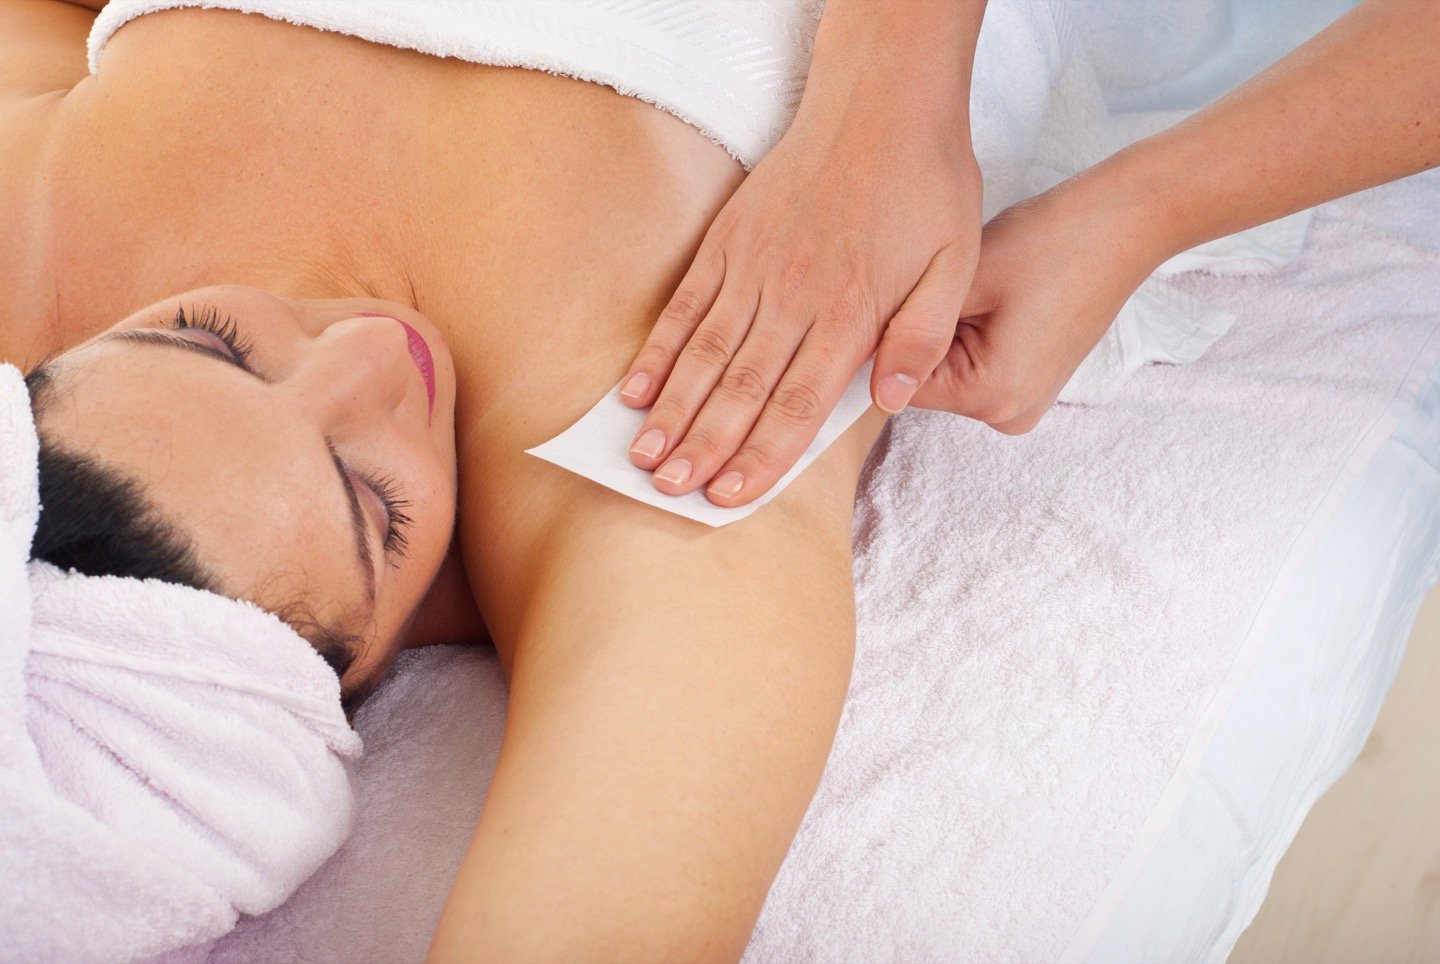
110 328 255 372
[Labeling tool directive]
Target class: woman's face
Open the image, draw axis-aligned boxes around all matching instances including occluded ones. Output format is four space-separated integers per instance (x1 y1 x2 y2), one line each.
34 285 459 687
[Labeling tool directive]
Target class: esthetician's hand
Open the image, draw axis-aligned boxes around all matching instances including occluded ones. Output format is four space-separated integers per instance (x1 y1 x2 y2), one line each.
617 0 988 508
618 115 982 506
908 178 1169 433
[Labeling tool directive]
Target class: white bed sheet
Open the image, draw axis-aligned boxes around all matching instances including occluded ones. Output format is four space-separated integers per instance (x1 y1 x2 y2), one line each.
1086 356 1440 962
1070 164 1440 962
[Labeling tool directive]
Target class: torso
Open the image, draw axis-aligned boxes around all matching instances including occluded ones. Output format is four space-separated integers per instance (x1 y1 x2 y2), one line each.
0 8 748 659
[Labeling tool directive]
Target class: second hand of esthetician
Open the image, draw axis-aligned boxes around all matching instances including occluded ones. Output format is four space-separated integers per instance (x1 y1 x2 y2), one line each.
618 0 990 507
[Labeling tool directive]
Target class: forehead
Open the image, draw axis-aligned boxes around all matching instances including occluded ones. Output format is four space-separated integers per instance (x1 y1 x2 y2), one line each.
39 340 368 627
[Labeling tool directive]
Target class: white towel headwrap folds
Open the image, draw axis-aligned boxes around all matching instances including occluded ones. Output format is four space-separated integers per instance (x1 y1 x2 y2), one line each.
0 363 361 962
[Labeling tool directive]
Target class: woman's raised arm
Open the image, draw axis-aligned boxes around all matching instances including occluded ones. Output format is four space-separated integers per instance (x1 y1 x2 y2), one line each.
429 399 886 961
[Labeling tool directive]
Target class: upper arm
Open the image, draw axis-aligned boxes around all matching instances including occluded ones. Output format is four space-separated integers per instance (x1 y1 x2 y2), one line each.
0 1 96 101
433 403 884 960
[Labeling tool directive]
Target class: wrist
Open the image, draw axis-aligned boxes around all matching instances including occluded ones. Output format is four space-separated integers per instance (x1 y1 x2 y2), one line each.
1034 163 1176 291
800 0 983 145
1089 134 1232 262
1055 147 1196 273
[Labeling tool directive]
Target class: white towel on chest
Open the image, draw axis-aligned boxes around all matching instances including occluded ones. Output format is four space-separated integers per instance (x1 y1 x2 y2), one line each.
0 364 361 963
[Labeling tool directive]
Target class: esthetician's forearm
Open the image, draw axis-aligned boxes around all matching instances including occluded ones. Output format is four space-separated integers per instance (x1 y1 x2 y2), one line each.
1102 0 1440 261
798 0 987 142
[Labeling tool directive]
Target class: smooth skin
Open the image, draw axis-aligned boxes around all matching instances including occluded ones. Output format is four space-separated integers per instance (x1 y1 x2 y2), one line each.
1 1 886 958
628 0 1440 493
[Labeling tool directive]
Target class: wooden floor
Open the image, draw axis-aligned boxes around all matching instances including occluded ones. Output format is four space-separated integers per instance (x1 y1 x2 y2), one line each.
1230 585 1440 963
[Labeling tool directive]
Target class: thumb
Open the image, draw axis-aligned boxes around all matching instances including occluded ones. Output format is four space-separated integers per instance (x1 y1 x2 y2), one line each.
872 248 976 415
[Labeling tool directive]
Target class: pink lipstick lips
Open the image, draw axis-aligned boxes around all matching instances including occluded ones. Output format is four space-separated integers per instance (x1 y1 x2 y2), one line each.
357 312 436 420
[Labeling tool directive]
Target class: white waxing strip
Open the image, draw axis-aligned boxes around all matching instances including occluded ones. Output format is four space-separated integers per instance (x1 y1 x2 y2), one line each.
526 359 877 527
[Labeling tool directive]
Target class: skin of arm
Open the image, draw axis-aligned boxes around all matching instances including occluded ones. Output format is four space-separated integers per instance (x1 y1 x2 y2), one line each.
801 0 986 135
1115 0 1440 260
616 0 987 508
430 408 887 962
910 0 1440 431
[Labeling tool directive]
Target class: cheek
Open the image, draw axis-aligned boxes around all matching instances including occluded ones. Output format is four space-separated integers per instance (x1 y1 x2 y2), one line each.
406 447 458 561
417 472 457 569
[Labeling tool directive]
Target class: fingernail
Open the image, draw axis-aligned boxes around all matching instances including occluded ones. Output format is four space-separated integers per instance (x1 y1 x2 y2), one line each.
877 372 920 414
620 372 652 401
631 427 666 460
655 458 692 487
709 470 744 498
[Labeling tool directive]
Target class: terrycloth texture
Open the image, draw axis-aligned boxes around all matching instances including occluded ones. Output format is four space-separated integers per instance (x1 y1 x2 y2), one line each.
0 365 362 962
212 164 1440 961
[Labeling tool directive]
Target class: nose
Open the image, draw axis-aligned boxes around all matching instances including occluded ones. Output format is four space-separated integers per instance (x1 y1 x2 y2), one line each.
291 315 413 425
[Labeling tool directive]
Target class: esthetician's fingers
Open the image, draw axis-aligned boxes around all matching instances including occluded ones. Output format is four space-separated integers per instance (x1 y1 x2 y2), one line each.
627 281 759 470
869 243 975 416
699 330 872 506
645 292 811 495
618 245 726 409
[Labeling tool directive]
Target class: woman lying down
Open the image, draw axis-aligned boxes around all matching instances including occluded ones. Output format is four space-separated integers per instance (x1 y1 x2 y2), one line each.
0 0 897 958
6 0 1438 959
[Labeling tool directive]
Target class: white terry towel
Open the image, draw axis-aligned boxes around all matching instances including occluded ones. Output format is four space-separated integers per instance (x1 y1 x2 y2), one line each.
0 364 361 962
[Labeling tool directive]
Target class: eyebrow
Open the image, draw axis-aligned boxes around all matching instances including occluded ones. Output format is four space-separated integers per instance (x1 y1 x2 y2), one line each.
103 331 378 609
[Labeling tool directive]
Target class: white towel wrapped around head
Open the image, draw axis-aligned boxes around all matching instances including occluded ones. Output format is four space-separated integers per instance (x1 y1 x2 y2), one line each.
0 362 361 962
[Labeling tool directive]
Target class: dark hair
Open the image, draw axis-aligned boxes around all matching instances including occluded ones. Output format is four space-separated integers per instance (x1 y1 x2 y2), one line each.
24 366 369 712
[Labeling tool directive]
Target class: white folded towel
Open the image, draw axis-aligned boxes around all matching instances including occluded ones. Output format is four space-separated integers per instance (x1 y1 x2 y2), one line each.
0 364 361 962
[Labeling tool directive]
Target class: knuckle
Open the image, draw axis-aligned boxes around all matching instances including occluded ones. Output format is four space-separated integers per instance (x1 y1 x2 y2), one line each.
769 380 824 424
979 395 1027 426
778 254 813 298
734 436 783 475
717 364 770 405
678 424 727 460
635 341 677 369
751 229 781 263
660 288 709 328
888 323 946 358
684 327 735 367
648 393 691 425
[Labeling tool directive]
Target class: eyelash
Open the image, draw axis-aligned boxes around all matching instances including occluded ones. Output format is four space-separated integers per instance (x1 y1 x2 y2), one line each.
363 471 414 560
173 302 413 562
174 304 255 367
